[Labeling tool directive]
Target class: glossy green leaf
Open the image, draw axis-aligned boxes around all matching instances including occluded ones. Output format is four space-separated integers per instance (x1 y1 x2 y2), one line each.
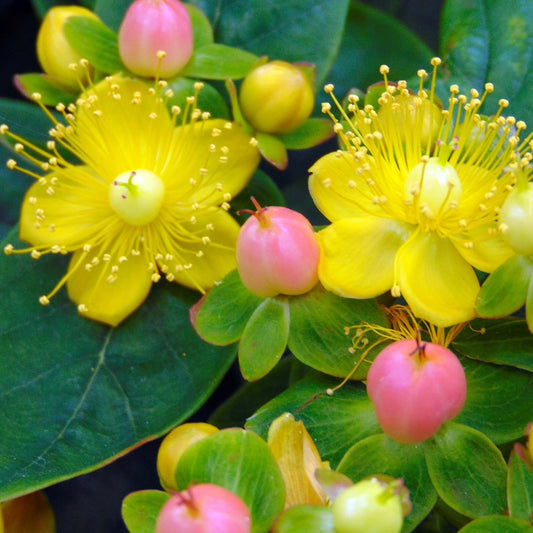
215 0 350 87
256 132 288 171
273 505 335 533
288 284 388 379
337 433 437 533
239 297 290 381
121 490 170 533
193 269 263 345
424 422 507 518
31 0 72 19
180 43 259 80
246 372 380 469
476 255 533 318
453 356 533 444
327 2 434 100
186 3 214 49
440 0 533 125
508 449 533 522
0 229 237 501
63 16 125 74
93 0 131 32
209 357 304 429
280 118 334 150
13 74 75 107
458 515 533 533
175 428 286 533
166 77 229 119
453 318 533 372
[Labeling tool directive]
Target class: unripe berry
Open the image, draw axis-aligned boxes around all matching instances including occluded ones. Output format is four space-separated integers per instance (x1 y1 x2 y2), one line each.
118 0 193 78
499 182 533 256
332 478 404 533
239 61 315 134
36 6 100 91
367 339 466 444
155 483 251 533
157 423 219 491
236 199 320 298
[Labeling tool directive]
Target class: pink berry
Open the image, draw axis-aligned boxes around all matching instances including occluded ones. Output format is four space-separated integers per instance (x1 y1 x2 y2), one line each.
366 339 466 444
155 483 251 533
236 199 320 298
118 0 193 78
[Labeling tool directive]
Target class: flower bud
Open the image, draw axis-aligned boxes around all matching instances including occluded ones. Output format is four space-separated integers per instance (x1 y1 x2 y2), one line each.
499 180 533 256
118 0 193 78
157 423 219 491
239 61 315 134
36 6 100 91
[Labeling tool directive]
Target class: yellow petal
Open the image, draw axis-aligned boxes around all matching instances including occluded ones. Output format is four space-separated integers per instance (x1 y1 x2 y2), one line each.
267 413 329 508
309 151 380 222
454 223 514 273
19 166 112 248
166 119 260 202
396 231 478 327
67 244 152 326
317 216 413 298
162 208 240 291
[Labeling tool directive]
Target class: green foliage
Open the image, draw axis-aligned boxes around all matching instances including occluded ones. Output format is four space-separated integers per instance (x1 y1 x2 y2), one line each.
273 505 335 533
122 490 170 533
458 516 533 532
175 428 286 533
13 74 75 106
507 449 533 522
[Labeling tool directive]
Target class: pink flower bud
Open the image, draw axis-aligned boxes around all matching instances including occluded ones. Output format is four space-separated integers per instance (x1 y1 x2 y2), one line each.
118 0 193 78
236 199 320 298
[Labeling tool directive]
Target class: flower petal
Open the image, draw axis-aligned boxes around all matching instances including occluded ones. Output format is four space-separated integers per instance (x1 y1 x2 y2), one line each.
19 166 113 249
317 216 412 298
309 150 380 221
454 223 514 273
267 412 329 508
396 232 479 327
67 244 152 326
161 208 240 291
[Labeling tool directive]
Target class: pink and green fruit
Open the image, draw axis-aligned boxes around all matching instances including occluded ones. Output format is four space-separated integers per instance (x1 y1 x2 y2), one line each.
366 339 466 444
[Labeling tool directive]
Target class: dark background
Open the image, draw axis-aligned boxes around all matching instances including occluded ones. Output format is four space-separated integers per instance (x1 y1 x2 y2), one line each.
0 0 444 531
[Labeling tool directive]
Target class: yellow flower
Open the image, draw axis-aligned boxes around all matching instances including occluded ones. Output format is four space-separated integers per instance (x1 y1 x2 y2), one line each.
309 57 531 327
267 412 330 508
2 72 260 326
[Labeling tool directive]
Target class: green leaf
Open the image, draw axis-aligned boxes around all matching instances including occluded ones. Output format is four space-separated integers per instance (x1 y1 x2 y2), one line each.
31 0 72 19
256 132 288 171
327 2 434 100
508 449 533 522
273 505 335 533
453 318 533 372
193 269 263 345
186 3 215 49
239 297 290 381
337 433 437 533
476 255 533 318
63 16 125 74
166 77 229 119
424 422 507 519
121 490 170 533
215 0 350 87
180 43 259 80
246 372 380 469
453 356 533 445
209 357 304 429
175 428 286 533
440 0 533 126
0 229 237 500
458 515 533 532
94 0 131 32
13 74 76 107
280 118 334 150
288 284 388 379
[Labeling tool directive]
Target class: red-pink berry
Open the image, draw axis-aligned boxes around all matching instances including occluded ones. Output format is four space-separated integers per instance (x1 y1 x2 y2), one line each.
236 199 320 298
366 339 466 444
118 0 193 78
155 483 251 533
